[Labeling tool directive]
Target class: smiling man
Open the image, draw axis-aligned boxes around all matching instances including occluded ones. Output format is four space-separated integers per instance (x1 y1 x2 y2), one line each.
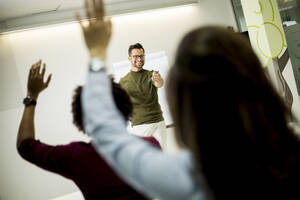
119 43 167 149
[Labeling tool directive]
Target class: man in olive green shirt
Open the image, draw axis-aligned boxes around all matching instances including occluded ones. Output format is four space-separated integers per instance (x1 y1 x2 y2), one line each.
119 43 167 149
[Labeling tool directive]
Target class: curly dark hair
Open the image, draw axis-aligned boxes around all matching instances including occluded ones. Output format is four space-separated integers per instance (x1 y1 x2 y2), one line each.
71 80 132 133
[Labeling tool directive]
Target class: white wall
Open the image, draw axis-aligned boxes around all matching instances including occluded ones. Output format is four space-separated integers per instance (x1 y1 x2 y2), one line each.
0 0 237 199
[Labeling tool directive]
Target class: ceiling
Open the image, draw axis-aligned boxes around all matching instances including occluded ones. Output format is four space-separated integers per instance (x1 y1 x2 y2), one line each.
0 0 130 21
0 0 200 21
1 0 76 21
0 0 198 33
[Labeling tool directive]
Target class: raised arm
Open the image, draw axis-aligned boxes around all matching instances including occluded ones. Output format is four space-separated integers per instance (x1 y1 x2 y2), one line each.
17 60 51 147
77 1 208 199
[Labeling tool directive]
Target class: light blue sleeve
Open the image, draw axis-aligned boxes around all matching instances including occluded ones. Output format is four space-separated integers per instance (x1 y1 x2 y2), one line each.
82 70 210 200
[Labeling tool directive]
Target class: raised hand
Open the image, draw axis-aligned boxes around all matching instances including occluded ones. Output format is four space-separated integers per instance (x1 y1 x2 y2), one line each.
27 60 52 99
76 0 112 60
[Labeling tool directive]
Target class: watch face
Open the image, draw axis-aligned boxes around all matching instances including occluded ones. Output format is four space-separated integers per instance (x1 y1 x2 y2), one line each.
23 97 36 106
90 58 105 72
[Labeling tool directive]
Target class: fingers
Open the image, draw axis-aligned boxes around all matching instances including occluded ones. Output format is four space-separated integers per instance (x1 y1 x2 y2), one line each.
29 64 34 77
94 0 100 18
31 63 37 76
30 60 41 77
98 0 105 19
92 0 98 18
90 0 97 19
89 0 104 20
35 60 41 76
82 0 106 26
152 73 161 82
41 63 46 77
39 62 51 87
85 0 92 20
28 64 34 83
30 60 49 79
45 74 52 88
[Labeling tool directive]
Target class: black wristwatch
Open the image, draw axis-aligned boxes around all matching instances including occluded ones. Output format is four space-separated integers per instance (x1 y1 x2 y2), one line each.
23 96 37 107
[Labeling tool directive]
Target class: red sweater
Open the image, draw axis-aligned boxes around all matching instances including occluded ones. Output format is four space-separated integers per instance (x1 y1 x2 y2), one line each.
18 137 161 200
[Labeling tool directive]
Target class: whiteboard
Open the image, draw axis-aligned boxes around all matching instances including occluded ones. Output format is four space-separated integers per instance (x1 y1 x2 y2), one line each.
112 51 173 126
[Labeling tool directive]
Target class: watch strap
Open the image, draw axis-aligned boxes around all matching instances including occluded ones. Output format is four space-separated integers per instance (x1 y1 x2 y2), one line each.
23 96 37 107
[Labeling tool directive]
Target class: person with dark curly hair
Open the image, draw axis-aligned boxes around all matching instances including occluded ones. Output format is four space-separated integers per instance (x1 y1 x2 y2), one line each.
72 80 133 132
16 61 161 200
